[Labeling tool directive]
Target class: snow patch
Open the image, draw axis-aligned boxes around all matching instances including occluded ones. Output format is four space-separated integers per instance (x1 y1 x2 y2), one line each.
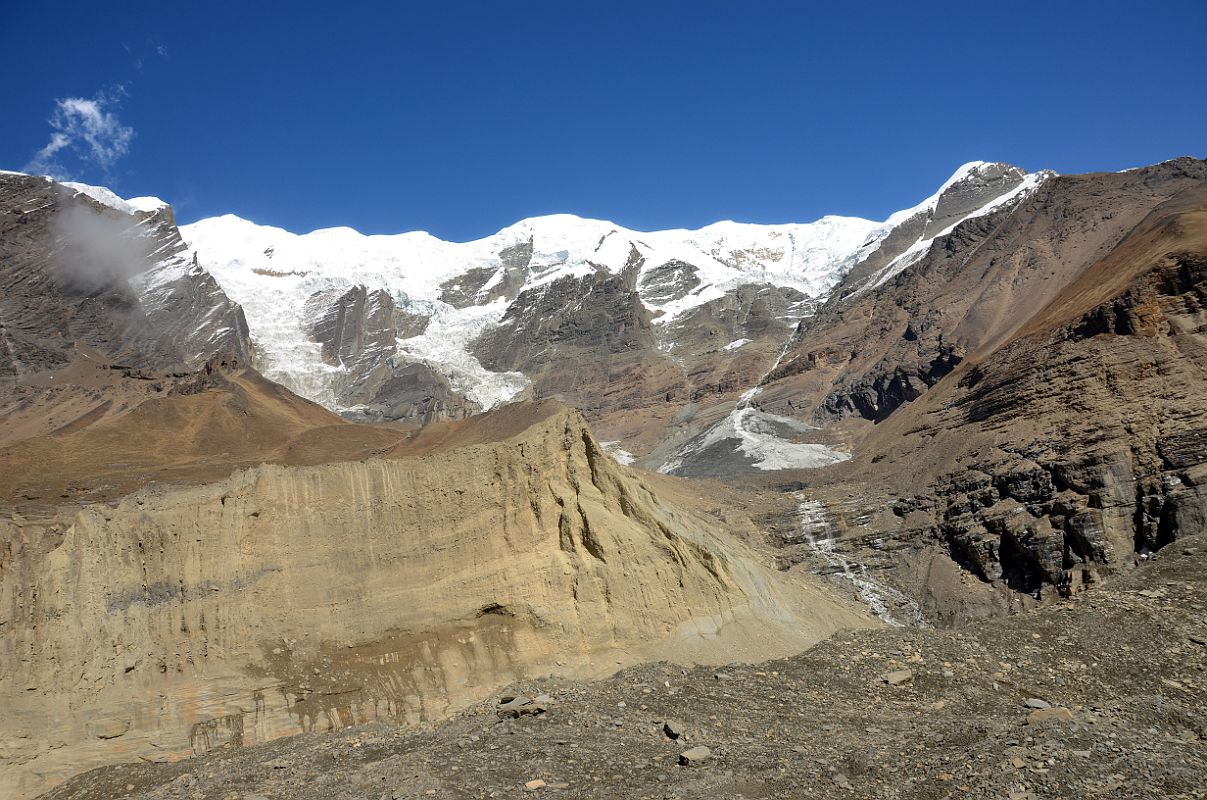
62 181 135 214
658 387 850 474
599 441 636 466
394 299 529 410
127 196 168 213
47 179 171 217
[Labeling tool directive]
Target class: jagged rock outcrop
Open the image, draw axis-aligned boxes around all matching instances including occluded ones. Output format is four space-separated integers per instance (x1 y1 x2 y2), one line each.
638 258 701 305
303 285 472 423
0 173 251 377
925 248 1207 595
472 272 689 449
471 273 811 458
0 400 865 798
476 273 658 371
307 285 403 367
439 237 534 308
662 284 808 353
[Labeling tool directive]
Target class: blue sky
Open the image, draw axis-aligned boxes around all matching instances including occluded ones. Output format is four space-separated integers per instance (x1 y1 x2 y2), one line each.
2 1 1204 241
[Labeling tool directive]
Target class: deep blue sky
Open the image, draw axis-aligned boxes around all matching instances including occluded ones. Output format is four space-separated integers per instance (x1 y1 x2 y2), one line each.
2 1 1204 241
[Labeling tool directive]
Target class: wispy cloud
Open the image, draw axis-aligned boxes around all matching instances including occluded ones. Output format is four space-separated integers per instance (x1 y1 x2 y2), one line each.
24 88 135 182
122 39 168 73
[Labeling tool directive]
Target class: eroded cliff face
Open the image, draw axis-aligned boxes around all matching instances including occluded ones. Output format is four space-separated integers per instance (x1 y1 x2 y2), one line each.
472 272 688 451
0 403 864 799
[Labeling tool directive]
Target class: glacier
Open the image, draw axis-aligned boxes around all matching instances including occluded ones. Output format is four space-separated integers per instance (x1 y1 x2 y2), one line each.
179 209 887 413
40 160 1053 456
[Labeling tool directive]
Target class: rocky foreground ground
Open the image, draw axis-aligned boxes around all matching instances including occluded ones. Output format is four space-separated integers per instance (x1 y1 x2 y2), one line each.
44 537 1207 800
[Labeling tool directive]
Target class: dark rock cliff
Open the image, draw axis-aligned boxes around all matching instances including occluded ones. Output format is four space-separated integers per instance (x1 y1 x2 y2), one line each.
0 173 251 376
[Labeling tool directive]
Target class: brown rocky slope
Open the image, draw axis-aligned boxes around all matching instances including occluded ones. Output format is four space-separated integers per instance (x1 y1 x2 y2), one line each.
753 160 1207 620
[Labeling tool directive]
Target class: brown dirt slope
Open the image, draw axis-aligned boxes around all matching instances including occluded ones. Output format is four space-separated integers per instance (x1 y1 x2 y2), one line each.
0 359 406 515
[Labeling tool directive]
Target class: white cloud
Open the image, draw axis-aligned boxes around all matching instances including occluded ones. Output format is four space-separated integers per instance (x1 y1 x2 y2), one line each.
24 89 135 180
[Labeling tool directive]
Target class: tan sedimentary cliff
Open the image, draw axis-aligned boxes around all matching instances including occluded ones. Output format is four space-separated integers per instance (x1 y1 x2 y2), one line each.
0 402 866 799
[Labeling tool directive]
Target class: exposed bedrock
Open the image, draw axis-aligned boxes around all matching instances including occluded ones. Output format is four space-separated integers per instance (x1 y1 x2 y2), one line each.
0 173 251 378
836 246 1207 617
303 284 472 423
769 167 1207 618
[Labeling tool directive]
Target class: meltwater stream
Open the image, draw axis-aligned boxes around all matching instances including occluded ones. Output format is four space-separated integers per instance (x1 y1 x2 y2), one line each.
794 495 923 627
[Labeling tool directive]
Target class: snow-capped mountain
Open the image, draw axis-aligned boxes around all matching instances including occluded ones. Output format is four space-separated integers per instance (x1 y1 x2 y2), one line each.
3 159 1036 467
0 159 1056 473
178 211 883 412
177 161 1048 446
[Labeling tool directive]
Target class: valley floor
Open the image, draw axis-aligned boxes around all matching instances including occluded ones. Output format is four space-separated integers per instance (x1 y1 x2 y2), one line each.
44 538 1207 800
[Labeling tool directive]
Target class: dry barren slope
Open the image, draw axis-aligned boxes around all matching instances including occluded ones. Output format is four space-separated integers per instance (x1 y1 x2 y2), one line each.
0 358 407 516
